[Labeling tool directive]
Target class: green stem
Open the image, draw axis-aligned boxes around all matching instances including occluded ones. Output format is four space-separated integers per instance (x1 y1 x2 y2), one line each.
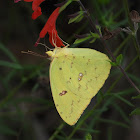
114 35 131 56
118 65 140 93
123 0 134 30
107 56 138 93
49 123 65 140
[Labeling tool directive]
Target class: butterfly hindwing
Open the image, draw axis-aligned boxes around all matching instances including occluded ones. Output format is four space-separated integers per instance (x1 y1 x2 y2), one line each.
50 48 111 125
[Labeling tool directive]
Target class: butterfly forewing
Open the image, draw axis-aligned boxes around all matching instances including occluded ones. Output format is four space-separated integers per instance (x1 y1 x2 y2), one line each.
50 48 111 125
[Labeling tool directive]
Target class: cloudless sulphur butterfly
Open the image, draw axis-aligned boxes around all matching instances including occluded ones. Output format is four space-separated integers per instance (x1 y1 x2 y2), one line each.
46 47 111 125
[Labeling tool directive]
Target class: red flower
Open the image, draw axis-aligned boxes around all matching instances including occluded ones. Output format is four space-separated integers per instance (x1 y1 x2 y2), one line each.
14 1 65 47
48 30 64 47
32 0 44 11
31 0 44 19
14 0 44 20
36 7 64 47
32 7 42 20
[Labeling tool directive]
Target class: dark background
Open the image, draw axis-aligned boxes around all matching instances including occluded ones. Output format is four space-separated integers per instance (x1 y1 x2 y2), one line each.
0 0 140 140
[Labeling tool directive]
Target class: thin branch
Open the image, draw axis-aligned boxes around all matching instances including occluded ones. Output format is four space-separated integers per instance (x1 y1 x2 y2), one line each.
123 0 140 58
77 0 140 94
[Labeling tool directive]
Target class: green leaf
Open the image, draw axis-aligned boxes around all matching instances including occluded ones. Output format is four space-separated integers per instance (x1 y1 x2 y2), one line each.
74 35 92 44
89 38 97 43
0 43 17 62
59 0 73 13
130 108 140 116
116 54 123 65
97 118 130 129
127 73 140 84
4 69 17 83
117 88 134 96
109 54 123 66
89 32 100 43
78 128 100 133
90 32 100 38
113 104 130 124
0 60 22 69
0 124 17 136
132 94 140 99
74 31 100 44
113 94 134 107
96 25 102 36
85 133 92 140
75 14 84 22
109 61 118 66
68 11 84 24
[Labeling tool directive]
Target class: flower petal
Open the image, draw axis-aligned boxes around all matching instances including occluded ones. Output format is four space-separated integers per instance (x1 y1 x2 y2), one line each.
36 7 64 47
48 30 64 47
32 7 42 20
39 7 60 38
32 0 45 11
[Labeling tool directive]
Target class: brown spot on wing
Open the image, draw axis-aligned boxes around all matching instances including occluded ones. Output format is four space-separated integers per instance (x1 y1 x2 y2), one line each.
78 99 80 102
59 90 67 96
78 84 81 91
94 67 97 71
71 62 73 68
78 73 84 81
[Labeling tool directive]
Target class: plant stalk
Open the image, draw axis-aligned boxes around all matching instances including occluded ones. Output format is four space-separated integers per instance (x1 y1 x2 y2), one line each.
77 0 140 94
123 0 140 58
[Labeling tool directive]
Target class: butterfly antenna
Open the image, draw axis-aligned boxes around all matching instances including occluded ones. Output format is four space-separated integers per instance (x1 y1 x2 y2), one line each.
58 35 70 47
55 31 70 47
36 42 53 51
21 50 48 58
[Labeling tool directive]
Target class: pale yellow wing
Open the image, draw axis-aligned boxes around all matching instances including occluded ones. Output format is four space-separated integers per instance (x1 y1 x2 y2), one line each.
50 48 111 125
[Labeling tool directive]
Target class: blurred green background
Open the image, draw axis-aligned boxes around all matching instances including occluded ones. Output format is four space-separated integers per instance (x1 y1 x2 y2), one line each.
0 0 140 140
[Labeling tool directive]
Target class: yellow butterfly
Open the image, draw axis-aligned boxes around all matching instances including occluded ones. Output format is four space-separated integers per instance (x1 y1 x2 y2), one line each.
46 47 111 125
